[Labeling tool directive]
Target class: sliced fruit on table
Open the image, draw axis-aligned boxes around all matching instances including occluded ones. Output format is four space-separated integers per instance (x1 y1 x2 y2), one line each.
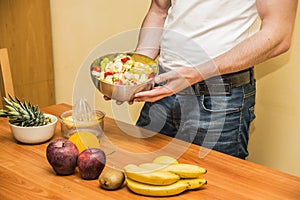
68 131 100 153
124 164 180 186
161 163 207 178
139 163 170 171
152 155 179 164
139 163 207 178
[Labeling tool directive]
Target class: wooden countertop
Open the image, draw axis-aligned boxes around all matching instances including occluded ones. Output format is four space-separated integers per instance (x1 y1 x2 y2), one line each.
0 103 299 200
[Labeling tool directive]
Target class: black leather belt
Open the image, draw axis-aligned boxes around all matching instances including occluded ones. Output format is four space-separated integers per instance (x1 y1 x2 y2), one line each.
178 67 254 95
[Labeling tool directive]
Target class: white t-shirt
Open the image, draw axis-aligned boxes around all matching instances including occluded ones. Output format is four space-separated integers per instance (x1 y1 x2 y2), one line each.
159 0 261 70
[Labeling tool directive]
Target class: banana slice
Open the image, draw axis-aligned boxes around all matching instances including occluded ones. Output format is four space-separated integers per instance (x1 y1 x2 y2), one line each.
164 163 207 178
124 164 180 186
152 156 179 164
139 163 207 178
139 163 169 170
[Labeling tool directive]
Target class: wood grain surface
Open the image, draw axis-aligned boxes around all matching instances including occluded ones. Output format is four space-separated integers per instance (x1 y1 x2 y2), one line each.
0 0 55 107
0 103 299 200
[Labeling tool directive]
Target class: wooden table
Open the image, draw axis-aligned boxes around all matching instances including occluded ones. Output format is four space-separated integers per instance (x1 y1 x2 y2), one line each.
0 103 299 200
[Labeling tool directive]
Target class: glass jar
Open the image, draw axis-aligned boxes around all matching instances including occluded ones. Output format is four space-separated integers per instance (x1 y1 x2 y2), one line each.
59 110 105 140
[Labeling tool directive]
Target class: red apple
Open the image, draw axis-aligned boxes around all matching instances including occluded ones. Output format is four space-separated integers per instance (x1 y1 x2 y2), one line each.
77 148 106 180
46 138 79 175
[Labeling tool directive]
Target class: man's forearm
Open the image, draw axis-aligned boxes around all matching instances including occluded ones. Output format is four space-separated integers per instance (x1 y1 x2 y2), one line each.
135 0 171 59
202 0 298 80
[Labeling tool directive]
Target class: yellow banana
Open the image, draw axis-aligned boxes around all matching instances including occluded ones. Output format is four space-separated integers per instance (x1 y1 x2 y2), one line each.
180 177 207 190
126 177 207 197
124 164 180 186
152 155 179 164
164 163 207 178
139 163 170 170
139 163 207 178
126 178 188 197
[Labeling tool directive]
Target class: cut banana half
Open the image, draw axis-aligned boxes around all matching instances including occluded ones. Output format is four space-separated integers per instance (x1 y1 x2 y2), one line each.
152 155 179 164
139 163 207 178
124 164 180 186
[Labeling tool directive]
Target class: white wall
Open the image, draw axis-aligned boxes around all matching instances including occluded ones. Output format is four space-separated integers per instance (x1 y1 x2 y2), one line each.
247 4 300 176
50 0 300 177
50 0 149 123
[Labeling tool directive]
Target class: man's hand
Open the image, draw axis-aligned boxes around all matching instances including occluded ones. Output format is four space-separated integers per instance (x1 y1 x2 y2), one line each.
134 67 204 102
103 96 134 105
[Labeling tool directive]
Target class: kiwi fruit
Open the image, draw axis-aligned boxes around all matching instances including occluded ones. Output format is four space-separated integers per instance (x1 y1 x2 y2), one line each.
99 168 125 190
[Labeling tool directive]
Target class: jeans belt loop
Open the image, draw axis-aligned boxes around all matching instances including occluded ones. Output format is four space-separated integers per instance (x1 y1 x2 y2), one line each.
250 67 255 85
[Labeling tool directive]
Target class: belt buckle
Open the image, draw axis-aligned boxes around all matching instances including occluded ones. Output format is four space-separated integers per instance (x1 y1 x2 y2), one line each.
223 83 232 95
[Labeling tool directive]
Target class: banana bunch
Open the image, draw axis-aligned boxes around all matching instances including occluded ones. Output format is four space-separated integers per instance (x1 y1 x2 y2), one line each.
124 156 207 197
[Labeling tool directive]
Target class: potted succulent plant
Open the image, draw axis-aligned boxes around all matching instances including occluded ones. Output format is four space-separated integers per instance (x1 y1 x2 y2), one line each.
0 95 57 144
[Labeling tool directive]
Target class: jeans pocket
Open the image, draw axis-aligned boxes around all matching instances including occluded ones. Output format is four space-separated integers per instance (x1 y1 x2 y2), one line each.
248 106 256 122
197 83 256 158
199 88 245 143
201 92 243 114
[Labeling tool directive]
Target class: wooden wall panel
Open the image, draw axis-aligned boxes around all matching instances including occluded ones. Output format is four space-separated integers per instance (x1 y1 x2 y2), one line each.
0 0 55 107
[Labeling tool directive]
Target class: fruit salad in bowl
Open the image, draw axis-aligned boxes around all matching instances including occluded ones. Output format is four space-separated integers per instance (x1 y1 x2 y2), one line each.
91 52 158 102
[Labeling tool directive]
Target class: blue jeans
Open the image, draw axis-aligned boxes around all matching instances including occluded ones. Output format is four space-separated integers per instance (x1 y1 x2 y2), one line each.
136 81 256 159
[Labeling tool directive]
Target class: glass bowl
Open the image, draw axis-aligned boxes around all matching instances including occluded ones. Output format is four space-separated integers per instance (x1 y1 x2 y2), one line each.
59 110 105 139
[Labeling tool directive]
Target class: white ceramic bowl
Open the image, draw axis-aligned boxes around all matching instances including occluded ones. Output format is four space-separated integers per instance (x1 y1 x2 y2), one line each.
9 114 57 144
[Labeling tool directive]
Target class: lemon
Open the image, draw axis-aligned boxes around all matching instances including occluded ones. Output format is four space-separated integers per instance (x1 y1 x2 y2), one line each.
152 156 179 165
68 131 100 153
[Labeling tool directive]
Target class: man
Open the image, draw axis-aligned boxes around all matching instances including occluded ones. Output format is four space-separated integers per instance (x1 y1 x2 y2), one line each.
120 0 297 159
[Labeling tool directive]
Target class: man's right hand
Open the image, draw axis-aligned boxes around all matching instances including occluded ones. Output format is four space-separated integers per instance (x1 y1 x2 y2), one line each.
103 96 133 105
